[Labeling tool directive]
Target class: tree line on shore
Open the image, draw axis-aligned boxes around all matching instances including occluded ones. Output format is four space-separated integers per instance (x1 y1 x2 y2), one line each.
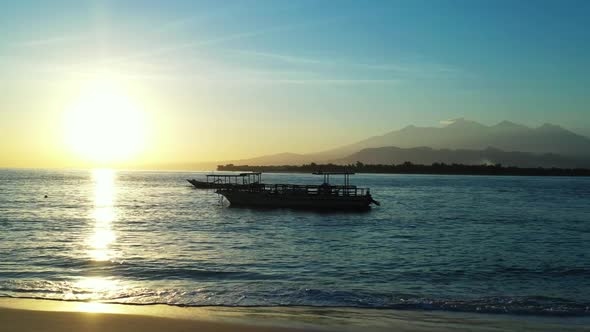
217 161 590 176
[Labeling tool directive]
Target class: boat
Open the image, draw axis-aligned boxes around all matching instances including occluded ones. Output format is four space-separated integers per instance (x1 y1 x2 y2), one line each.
187 172 262 189
216 172 379 210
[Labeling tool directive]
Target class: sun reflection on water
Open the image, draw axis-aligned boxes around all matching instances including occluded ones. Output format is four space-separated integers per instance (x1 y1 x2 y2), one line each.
88 169 117 261
73 277 121 313
75 276 119 293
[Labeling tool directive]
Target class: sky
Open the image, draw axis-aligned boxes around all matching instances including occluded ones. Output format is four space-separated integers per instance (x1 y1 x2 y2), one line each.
1 0 589 168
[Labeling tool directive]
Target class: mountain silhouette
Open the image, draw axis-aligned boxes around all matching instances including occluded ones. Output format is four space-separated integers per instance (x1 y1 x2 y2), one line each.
179 120 590 169
313 119 590 158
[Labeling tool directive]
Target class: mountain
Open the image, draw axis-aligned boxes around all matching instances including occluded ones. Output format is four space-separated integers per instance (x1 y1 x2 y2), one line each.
195 120 590 169
336 146 590 168
221 152 315 166
572 128 590 138
315 119 590 158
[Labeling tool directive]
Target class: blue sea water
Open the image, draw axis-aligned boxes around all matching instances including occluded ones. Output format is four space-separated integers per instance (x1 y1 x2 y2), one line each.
0 169 589 316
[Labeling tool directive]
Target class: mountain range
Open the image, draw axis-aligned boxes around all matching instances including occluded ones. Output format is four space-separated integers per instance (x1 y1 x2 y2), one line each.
312 118 590 159
336 146 590 168
198 119 590 169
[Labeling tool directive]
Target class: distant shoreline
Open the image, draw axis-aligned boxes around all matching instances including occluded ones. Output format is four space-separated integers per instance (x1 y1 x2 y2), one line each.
217 163 590 176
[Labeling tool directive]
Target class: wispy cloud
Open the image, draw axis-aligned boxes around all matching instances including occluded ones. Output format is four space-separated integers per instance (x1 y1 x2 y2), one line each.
439 118 465 126
154 3 247 33
233 49 457 77
5 10 356 87
235 50 326 65
3 14 407 88
98 14 348 67
97 22 311 67
249 78 400 85
12 35 83 48
185 64 401 86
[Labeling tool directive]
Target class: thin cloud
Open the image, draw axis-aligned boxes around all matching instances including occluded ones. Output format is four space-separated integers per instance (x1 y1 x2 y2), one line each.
183 78 400 85
440 118 463 126
235 50 325 65
154 3 247 33
233 49 457 77
100 15 348 66
155 2 306 34
98 30 266 66
99 24 301 66
13 35 82 47
193 65 400 85
255 78 400 85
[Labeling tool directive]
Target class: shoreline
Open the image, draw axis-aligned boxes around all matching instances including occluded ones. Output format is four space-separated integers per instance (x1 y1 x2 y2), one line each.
1 298 589 332
217 164 590 177
3 167 590 177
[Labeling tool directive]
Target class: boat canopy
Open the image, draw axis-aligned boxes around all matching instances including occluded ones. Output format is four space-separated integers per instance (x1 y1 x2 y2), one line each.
205 172 261 185
312 171 355 186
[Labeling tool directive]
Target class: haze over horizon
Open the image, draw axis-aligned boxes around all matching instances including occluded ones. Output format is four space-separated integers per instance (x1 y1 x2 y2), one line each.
1 0 589 168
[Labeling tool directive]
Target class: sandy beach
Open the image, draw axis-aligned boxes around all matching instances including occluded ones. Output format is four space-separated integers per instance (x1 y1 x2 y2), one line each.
1 298 589 332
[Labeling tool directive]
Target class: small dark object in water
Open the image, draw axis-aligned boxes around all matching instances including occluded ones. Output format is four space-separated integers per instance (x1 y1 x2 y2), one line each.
44 195 48 198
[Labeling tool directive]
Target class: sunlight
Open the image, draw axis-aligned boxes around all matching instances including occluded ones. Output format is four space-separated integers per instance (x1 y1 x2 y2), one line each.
73 276 121 308
75 277 118 293
93 168 115 207
76 302 111 313
88 169 117 262
64 77 146 165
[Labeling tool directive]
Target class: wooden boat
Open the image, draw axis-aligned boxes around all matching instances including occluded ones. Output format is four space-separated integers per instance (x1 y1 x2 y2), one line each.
216 172 379 210
187 172 262 189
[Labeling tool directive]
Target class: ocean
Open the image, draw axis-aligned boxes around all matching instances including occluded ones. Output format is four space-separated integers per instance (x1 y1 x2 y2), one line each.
1 169 589 317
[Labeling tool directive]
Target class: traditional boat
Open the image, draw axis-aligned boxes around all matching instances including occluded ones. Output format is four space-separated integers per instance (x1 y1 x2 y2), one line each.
216 172 379 210
187 172 262 189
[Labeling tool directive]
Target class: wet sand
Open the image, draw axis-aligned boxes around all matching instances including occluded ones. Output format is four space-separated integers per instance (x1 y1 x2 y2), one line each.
0 307 317 332
0 298 588 332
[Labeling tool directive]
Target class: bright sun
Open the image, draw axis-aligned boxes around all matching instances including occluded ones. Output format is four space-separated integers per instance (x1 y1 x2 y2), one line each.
64 79 146 165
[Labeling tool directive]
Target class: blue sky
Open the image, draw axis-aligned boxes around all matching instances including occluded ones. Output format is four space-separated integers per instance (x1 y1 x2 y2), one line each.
1 0 589 165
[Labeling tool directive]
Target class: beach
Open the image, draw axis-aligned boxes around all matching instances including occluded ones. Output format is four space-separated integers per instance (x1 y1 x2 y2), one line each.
1 298 589 332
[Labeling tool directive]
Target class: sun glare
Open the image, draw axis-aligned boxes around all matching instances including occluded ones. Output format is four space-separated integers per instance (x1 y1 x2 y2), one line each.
88 168 117 262
64 79 146 165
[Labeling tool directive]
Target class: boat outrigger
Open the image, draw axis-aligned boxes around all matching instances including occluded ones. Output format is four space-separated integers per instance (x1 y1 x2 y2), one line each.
187 172 262 189
216 172 379 210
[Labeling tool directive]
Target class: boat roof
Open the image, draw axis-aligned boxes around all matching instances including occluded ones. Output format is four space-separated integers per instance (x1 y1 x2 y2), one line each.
206 172 261 178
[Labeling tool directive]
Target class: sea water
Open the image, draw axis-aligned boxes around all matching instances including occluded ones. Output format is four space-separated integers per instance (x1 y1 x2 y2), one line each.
0 169 589 316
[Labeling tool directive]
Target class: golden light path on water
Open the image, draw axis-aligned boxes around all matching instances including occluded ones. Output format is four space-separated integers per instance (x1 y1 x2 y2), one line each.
89 168 117 262
74 169 121 312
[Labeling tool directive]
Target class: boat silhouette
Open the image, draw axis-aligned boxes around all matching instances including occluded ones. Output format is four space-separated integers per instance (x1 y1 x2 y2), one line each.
216 172 379 210
187 172 262 189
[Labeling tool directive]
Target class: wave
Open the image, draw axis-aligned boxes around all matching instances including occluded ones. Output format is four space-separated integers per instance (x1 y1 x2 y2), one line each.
111 267 273 280
26 256 590 282
25 259 275 281
381 265 590 283
0 289 588 317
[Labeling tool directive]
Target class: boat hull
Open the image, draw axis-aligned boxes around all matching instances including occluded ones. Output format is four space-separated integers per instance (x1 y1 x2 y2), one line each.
218 190 374 210
187 179 249 189
187 179 219 189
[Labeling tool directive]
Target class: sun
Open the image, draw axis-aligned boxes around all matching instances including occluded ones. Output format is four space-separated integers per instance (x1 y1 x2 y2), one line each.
64 78 147 165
